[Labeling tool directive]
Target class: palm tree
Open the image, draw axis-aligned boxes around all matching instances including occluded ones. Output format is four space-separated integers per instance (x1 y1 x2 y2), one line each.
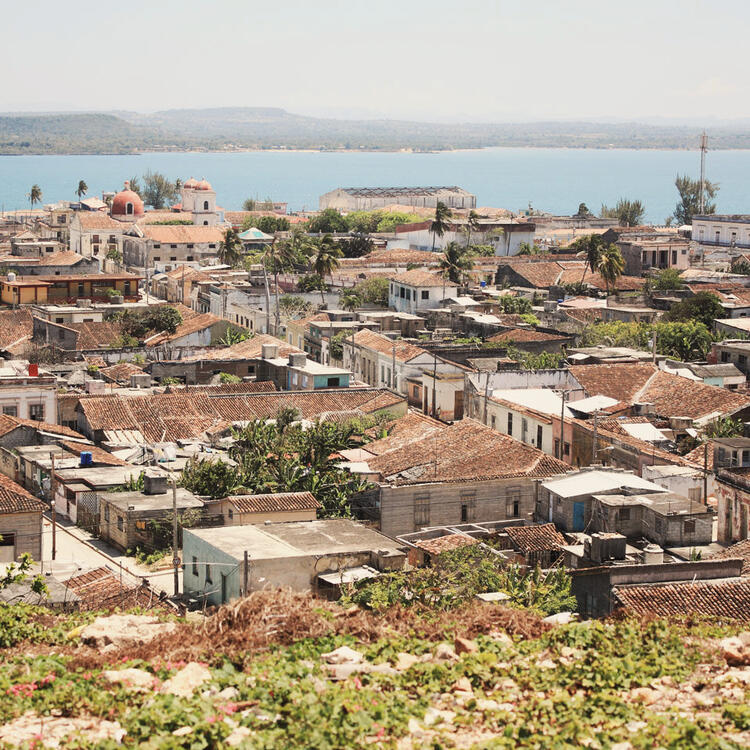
340 290 361 312
76 180 88 203
597 244 625 296
265 239 297 332
218 227 244 267
439 241 474 286
576 234 604 285
311 234 343 307
430 201 452 252
465 209 480 248
28 184 42 220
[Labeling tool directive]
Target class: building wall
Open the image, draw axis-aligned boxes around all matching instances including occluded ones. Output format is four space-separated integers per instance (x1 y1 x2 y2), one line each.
222 506 316 525
715 476 750 544
320 188 476 212
183 530 241 606
0 384 57 423
692 217 750 248
389 281 457 313
379 478 537 538
0 510 42 561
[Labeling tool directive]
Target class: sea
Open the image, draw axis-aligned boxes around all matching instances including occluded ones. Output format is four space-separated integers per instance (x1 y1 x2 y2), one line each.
0 147 747 223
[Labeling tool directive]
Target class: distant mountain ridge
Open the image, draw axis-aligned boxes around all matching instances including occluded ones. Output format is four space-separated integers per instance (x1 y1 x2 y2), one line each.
2 107 750 154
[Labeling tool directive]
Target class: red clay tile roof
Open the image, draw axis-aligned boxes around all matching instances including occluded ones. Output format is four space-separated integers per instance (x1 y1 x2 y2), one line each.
341 249 438 267
558 268 644 291
0 309 33 351
0 473 46 514
708 540 750 575
226 491 320 513
37 251 87 266
613 578 750 620
487 328 568 344
505 523 565 553
64 567 171 611
637 370 750 421
498 260 566 288
59 441 130 467
141 225 225 244
67 321 124 350
75 213 124 230
0 414 84 440
364 412 447 456
180 333 300 362
415 534 479 555
352 329 428 363
683 440 715 470
145 311 223 346
368 418 569 485
180 381 277 395
99 361 145 385
389 269 446 287
569 363 658 403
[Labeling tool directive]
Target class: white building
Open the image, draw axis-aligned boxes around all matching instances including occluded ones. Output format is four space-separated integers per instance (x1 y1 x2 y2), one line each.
692 215 750 249
388 270 457 313
179 178 223 226
0 361 58 423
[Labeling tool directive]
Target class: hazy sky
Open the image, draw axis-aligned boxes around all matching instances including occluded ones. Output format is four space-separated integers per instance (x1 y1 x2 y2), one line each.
4 0 748 122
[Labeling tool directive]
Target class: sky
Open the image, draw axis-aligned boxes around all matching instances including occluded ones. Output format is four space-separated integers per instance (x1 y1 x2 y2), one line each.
3 0 749 123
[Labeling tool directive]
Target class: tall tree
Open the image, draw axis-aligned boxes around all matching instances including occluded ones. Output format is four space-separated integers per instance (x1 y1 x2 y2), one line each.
430 201 451 251
465 209 480 247
311 234 343 307
439 241 474 285
597 244 625 295
569 234 604 284
128 176 142 196
672 174 719 226
339 290 361 312
28 184 42 217
265 239 297 332
600 198 645 227
141 171 177 209
218 227 244 267
76 180 88 202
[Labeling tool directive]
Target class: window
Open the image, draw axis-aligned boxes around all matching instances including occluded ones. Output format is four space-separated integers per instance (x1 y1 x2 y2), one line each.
126 202 133 215
684 519 696 534
170 257 177 262
153 244 161 249
461 504 468 522
507 413 513 436
399 287 405 298
170 244 177 249
421 290 429 300
104 505 110 522
203 201 209 210
93 235 100 243
521 418 528 442
460 492 476 522
536 425 543 447
688 487 702 502
619 507 631 521
209 244 216 249
2 406 17 417
205 564 212 583
117 516 124 531
77 282 84 296
29 404 44 421
564 442 570 456
506 488 521 518
186 256 194 261
192 556 198 576
228 507 234 520
187 244 194 249
153 256 161 262
554 438 560 457
414 494 430 526
740 355 747 367
721 352 730 363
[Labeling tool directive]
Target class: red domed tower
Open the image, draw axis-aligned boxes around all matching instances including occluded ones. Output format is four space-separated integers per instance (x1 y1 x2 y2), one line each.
111 181 144 221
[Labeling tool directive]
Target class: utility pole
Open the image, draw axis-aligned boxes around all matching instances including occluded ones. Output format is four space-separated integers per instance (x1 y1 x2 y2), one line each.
50 452 57 561
559 391 567 461
703 440 709 505
699 131 708 215
391 339 396 392
652 327 657 364
171 478 179 597
243 550 249 597
482 370 491 426
592 410 599 464
431 351 438 419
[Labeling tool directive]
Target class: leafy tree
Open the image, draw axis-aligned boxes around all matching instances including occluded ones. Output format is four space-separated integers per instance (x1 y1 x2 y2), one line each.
242 198 256 211
464 209 480 247
673 174 719 225
664 291 723 329
430 201 451 251
704 416 744 439
505 346 565 370
339 291 361 312
218 227 244 267
128 176 141 196
0 550 47 597
219 326 251 346
307 208 348 234
218 372 241 383
297 274 328 292
28 184 42 214
141 170 177 209
650 268 684 290
597 244 625 294
494 294 532 314
261 238 297 331
117 305 183 339
569 234 604 284
181 458 240 499
574 202 594 218
76 180 88 202
278 294 315 319
731 258 750 276
105 247 122 263
439 240 473 284
338 234 374 258
516 242 544 256
353 277 389 307
344 211 380 234
329 329 353 361
375 211 423 232
311 234 343 306
242 215 290 234
600 198 645 226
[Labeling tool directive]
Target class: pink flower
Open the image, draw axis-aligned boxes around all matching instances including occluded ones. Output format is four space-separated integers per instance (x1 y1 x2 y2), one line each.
352 677 363 690
218 703 238 715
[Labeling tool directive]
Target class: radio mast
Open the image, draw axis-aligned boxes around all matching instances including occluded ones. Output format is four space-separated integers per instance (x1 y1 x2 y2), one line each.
699 131 708 214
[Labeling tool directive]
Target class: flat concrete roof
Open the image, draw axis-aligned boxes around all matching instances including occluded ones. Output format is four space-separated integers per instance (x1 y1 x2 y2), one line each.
186 519 405 562
593 492 710 516
100 487 202 512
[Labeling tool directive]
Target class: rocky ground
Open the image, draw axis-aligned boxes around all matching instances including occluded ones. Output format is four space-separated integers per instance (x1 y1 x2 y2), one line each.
0 593 748 748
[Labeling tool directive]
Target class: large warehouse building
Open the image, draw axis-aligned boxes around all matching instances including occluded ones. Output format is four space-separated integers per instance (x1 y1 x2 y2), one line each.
319 186 476 212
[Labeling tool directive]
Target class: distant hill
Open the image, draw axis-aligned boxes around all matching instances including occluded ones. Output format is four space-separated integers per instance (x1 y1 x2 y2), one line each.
3 108 750 154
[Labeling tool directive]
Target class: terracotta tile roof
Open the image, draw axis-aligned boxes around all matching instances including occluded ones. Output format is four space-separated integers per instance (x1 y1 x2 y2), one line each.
368 418 569 485
505 523 565 553
414 534 478 555
64 567 171 611
180 333 301 362
65 321 124 351
0 413 83 440
613 578 750 620
225 491 320 513
139 211 192 224
99 362 145 385
79 388 404 441
564 308 605 324
487 328 568 344
558 268 644 291
59 441 130 466
0 473 46 514
75 213 124 230
180 381 277 395
37 251 87 266
141 225 225 244
341 249 438 267
145 311 223 346
389 269 445 287
708 540 750 575
569 363 657 403
0 309 33 351
684 440 716 470
498 261 565 288
637 370 750 420
352 329 427 363
364 412 447 456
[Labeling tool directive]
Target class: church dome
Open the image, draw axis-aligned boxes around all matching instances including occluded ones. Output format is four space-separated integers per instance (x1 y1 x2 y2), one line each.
195 178 212 191
111 181 144 217
184 177 198 189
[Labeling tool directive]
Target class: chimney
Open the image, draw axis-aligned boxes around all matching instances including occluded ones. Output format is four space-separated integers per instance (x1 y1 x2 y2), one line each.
28 363 38 377
288 353 307 368
261 343 279 360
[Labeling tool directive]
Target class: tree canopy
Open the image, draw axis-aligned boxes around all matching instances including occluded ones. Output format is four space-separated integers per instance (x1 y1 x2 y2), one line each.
664 291 723 329
307 208 348 234
600 198 645 227
672 174 719 225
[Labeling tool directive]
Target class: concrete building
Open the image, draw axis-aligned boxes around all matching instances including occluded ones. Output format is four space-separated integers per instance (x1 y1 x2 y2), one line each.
319 186 476 212
692 214 750 249
122 225 225 273
219 492 320 526
616 238 690 276
183 519 408 605
388 270 457 314
255 348 352 390
0 360 57 423
0 473 46 562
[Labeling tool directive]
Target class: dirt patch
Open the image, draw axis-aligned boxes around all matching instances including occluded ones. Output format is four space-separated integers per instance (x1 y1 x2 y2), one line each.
70 589 549 668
